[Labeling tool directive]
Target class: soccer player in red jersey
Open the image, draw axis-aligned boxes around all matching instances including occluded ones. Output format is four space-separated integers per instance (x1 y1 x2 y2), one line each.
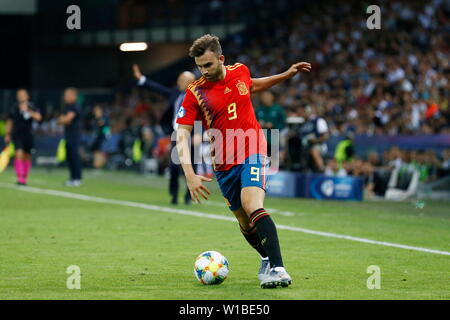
176 34 311 288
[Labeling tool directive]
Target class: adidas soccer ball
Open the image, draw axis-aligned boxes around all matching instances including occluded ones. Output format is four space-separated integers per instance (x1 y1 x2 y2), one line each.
194 251 229 285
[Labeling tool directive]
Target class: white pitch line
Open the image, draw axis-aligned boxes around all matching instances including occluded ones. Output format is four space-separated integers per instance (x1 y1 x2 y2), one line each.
1 182 449 257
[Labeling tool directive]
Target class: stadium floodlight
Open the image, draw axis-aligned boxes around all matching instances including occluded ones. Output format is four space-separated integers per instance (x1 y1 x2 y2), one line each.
119 42 148 52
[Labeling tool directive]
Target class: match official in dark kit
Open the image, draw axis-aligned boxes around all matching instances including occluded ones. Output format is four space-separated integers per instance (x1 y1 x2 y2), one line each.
132 64 196 205
58 87 82 187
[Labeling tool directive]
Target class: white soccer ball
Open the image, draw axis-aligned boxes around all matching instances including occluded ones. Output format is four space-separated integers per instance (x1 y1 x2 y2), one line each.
194 251 229 285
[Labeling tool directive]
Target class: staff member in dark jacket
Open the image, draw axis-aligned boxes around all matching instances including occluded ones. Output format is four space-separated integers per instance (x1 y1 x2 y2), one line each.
132 64 196 204
5 89 42 185
58 87 82 187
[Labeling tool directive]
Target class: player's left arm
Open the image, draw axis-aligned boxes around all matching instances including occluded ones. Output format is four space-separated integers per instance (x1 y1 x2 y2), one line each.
250 62 311 94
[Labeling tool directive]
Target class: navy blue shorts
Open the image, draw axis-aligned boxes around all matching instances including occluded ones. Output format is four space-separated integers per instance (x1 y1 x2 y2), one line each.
214 154 269 211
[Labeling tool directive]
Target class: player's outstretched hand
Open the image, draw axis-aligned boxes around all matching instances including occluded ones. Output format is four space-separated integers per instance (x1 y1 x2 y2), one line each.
132 64 142 80
187 174 212 203
286 62 311 78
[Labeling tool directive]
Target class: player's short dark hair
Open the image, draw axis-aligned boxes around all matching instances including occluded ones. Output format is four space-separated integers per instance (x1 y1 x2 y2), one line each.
189 34 222 58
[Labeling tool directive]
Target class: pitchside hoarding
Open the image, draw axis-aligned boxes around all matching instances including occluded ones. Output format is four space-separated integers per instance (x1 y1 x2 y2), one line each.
267 172 364 201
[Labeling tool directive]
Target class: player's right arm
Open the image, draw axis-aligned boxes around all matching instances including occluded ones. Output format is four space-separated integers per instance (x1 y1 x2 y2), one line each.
176 88 212 203
176 124 211 203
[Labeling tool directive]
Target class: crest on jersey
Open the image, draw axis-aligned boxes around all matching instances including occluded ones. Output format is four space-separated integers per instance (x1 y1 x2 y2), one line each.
177 106 186 118
236 81 248 95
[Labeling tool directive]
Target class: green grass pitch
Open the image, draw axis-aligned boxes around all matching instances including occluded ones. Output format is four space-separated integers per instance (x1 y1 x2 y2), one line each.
0 167 449 300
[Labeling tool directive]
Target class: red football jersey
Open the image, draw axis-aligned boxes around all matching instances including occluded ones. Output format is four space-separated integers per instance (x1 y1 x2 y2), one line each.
177 63 267 171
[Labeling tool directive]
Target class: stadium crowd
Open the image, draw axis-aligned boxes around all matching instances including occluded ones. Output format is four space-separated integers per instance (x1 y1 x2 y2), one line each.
224 0 450 136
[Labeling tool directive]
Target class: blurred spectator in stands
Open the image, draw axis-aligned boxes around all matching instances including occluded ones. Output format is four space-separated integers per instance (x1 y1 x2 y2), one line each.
226 0 449 136
372 151 392 197
386 146 403 171
298 104 329 172
439 149 450 177
119 117 140 168
367 150 381 168
153 135 171 175
283 116 303 171
90 105 110 169
334 132 355 168
324 157 347 177
416 149 438 182
256 91 286 157
140 114 164 161
134 96 152 118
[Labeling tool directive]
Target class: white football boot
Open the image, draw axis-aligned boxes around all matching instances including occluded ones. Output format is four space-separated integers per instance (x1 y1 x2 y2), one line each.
260 267 292 289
